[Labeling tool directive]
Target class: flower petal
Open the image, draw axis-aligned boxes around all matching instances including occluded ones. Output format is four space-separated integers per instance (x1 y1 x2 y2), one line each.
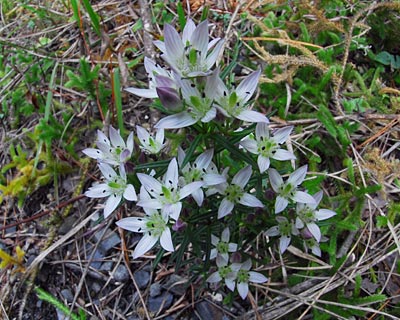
123 184 137 201
201 107 217 123
132 234 158 259
206 271 222 283
203 173 226 186
205 39 224 70
155 112 197 129
218 198 234 219
179 181 204 199
272 126 293 143
272 149 296 161
221 227 230 242
116 217 146 233
137 198 163 210
240 138 258 154
255 122 270 140
279 235 291 253
99 163 118 181
269 168 283 192
249 271 268 283
191 19 208 53
137 173 162 196
265 226 280 237
315 209 336 221
288 165 308 186
82 148 103 160
275 196 289 213
163 202 182 220
237 282 249 300
165 158 179 189
136 125 150 145
236 69 261 103
85 184 111 198
164 23 185 61
104 194 122 218
192 188 204 206
238 193 263 208
236 110 269 123
232 165 252 188
307 222 321 242
195 149 213 170
292 191 316 204
160 228 174 252
257 156 270 173
125 87 158 98
109 126 125 148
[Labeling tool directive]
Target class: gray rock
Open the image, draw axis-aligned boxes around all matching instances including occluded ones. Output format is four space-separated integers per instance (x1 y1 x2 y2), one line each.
134 270 150 289
114 264 130 282
149 282 162 297
58 215 76 235
61 289 74 303
196 300 228 320
162 274 188 296
98 231 121 253
90 281 102 294
89 248 104 269
148 291 174 313
100 261 113 272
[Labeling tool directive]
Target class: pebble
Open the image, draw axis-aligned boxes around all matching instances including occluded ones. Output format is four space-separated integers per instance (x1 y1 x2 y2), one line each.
114 264 130 282
195 300 229 320
96 231 121 254
149 282 162 297
61 289 74 303
162 274 188 296
133 270 150 289
100 261 114 272
148 291 174 313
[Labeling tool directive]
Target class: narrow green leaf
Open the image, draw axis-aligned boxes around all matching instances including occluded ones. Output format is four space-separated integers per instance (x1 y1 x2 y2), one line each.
70 0 80 23
214 134 257 168
112 68 124 135
200 6 209 21
176 2 186 30
317 105 337 138
81 0 101 36
181 134 203 168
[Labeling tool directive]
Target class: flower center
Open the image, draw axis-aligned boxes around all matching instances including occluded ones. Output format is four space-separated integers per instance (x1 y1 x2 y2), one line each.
225 184 244 203
219 265 232 279
237 269 250 283
216 241 229 254
279 183 295 199
161 185 180 204
278 219 292 237
257 138 278 158
183 166 202 183
145 213 167 238
297 207 315 224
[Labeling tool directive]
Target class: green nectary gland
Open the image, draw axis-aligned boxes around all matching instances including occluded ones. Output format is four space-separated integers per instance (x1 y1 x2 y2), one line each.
279 220 292 237
219 265 232 279
161 185 180 204
216 241 229 254
298 208 315 224
184 167 202 183
225 184 244 203
279 183 295 199
237 269 250 283
257 139 278 157
145 214 166 237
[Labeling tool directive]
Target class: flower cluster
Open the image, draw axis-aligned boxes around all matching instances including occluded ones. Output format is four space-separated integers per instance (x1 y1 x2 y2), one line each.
83 18 337 301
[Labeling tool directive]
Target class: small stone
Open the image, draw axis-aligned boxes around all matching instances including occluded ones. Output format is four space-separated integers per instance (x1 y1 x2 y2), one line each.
98 231 121 254
100 261 113 272
162 274 188 296
114 265 130 282
149 282 162 297
58 215 76 235
134 270 150 289
91 281 102 294
148 291 174 313
61 289 74 303
196 300 228 320
89 248 104 269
